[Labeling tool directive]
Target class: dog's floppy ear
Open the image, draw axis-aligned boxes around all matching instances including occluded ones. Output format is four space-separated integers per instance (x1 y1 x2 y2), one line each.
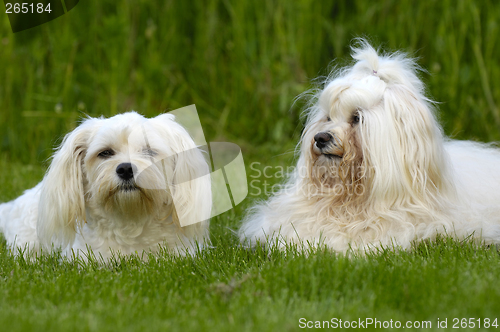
379 86 452 199
37 118 99 249
154 114 212 229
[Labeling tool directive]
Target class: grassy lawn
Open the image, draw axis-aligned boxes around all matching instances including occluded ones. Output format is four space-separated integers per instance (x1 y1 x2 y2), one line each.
2 0 500 331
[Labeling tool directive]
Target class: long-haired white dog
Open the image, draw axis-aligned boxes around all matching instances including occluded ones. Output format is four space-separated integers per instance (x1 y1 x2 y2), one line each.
0 112 211 260
240 40 500 253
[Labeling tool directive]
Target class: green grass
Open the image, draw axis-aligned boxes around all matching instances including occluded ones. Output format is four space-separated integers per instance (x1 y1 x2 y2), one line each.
2 154 500 331
1 220 500 331
2 0 500 331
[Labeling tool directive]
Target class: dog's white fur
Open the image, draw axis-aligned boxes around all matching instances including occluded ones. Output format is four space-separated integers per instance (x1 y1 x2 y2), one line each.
0 112 211 260
240 40 500 252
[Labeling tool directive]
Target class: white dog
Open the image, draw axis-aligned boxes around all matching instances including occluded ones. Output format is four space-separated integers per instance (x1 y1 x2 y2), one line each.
0 112 211 260
240 40 500 253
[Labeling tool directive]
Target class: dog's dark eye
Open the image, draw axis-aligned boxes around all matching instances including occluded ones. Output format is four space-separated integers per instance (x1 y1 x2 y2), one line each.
326 116 331 122
98 149 115 158
351 113 361 125
144 148 157 157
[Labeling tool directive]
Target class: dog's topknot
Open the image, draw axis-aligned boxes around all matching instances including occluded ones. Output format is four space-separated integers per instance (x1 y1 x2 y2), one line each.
348 39 426 97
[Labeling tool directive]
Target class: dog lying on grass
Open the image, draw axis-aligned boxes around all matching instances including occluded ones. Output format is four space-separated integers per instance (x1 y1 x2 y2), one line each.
240 40 500 253
0 112 211 260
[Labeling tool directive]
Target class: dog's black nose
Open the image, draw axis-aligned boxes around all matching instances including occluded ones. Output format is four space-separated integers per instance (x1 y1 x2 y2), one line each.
314 132 333 149
116 163 135 181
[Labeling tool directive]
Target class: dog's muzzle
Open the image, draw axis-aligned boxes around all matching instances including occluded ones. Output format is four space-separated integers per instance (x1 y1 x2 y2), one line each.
314 132 343 158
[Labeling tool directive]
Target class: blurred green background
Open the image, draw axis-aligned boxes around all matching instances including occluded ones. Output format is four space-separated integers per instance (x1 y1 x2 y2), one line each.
1 0 500 166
